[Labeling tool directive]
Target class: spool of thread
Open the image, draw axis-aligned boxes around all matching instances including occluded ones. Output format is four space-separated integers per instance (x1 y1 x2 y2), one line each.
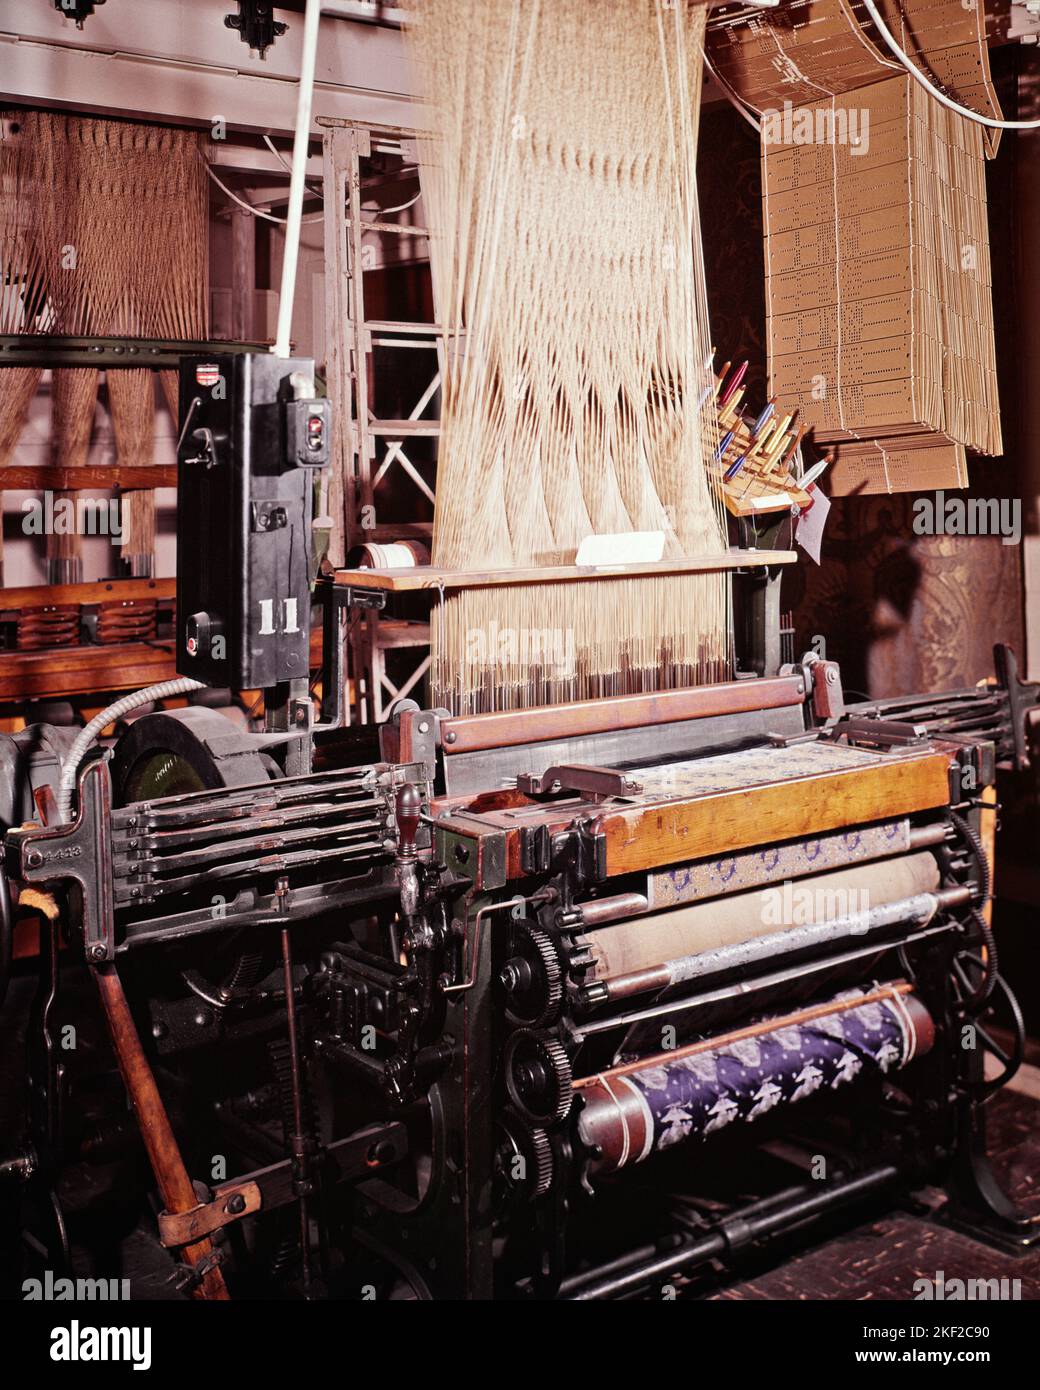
346 540 430 569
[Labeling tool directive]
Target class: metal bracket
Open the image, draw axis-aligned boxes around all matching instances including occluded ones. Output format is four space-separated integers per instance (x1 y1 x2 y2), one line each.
810 657 845 722
824 718 928 751
224 1 287 58
379 704 449 779
340 585 387 612
516 765 643 800
994 643 1037 772
157 1179 262 1249
8 758 115 962
317 577 352 726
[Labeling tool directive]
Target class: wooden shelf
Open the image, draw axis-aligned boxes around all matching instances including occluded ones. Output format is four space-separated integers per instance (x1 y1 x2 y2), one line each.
335 550 797 593
0 578 175 613
0 466 178 491
0 641 176 702
368 420 440 436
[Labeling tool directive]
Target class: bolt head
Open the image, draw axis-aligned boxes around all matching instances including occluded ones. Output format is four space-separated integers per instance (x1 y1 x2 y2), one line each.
225 1192 246 1215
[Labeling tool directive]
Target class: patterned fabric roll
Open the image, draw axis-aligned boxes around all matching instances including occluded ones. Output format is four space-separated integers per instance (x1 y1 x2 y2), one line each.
577 986 933 1172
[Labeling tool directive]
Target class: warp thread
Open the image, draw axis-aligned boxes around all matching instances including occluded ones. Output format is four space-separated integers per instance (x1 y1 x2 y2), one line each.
407 0 729 712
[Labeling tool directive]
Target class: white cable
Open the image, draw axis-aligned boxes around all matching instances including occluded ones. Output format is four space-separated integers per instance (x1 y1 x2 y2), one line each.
860 0 1040 131
275 0 323 358
205 162 323 225
702 47 762 133
57 677 206 824
375 190 422 217
262 132 419 217
262 134 324 199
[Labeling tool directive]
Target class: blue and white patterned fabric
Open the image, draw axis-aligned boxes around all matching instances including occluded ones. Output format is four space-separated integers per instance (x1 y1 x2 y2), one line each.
584 988 920 1167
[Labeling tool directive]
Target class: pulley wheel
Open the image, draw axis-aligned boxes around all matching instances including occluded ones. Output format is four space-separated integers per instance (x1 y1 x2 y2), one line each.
110 707 273 807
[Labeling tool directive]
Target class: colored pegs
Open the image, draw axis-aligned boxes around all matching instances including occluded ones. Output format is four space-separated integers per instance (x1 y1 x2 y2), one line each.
719 359 748 408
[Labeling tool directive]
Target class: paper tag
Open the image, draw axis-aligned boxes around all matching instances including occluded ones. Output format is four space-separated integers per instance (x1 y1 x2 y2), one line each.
795 486 831 565
575 531 665 566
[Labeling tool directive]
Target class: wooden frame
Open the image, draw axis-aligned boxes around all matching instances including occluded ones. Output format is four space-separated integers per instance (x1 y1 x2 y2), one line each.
320 116 436 725
335 550 796 594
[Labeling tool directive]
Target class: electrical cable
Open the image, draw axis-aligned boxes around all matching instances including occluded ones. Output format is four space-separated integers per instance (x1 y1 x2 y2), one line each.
205 162 324 225
859 0 1040 131
57 677 207 824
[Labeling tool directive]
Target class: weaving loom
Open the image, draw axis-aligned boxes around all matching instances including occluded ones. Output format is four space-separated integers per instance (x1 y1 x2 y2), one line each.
0 112 208 581
1 0 1038 1309
402 0 733 713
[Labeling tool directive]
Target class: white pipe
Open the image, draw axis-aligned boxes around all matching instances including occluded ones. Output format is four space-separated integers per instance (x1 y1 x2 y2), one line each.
859 0 1040 131
274 0 323 358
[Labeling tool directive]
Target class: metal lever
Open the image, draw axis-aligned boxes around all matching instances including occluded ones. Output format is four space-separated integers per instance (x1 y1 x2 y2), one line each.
994 642 1037 772
395 783 422 921
515 764 643 800
825 718 928 750
395 784 422 858
184 427 217 468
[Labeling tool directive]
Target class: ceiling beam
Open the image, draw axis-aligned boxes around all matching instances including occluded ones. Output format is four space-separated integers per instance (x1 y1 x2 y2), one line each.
0 0 422 135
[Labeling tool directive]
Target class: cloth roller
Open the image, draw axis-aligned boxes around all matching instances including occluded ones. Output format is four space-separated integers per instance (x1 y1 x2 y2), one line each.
577 984 934 1172
585 852 942 1002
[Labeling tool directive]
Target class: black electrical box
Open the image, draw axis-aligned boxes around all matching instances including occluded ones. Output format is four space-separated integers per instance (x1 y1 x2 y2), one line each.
175 352 330 689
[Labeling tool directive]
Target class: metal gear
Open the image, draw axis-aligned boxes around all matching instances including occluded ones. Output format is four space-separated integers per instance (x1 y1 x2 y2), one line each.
500 922 564 1028
503 1028 573 1127
496 1111 554 1199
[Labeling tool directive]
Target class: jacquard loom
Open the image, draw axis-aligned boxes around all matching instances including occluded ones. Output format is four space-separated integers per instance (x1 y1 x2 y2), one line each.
1 0 1040 1305
2 349 1039 1296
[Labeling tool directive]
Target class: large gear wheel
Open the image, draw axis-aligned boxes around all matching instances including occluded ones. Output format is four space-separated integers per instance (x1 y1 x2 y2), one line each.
499 922 564 1028
495 1111 554 1200
503 1028 573 1127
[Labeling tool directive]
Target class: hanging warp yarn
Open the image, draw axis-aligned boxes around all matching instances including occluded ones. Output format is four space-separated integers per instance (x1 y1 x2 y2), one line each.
0 112 207 582
406 0 728 715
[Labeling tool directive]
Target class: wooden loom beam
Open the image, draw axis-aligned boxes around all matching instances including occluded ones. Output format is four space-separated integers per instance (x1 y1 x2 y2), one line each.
335 550 797 593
